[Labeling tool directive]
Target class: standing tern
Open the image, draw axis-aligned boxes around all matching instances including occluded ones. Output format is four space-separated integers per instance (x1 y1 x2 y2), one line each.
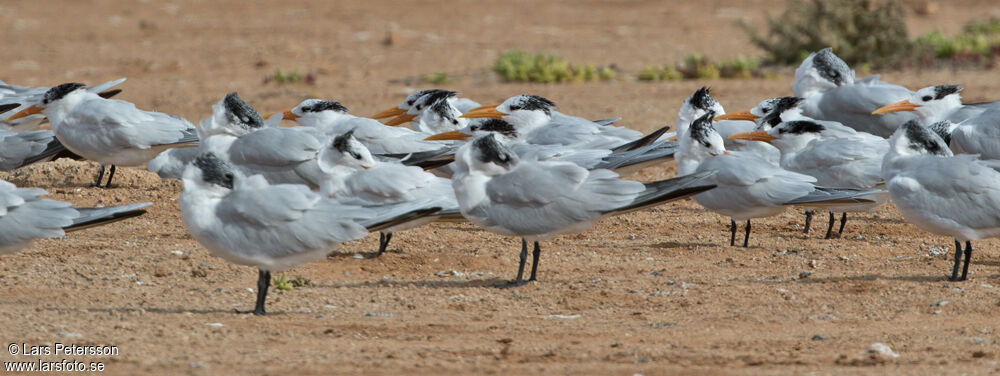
881 120 1000 281
6 83 198 187
316 131 460 256
0 179 150 254
459 94 641 149
729 119 889 238
793 48 917 137
678 112 883 247
179 153 441 315
274 98 450 154
928 109 1000 159
677 87 780 164
451 133 716 287
0 78 127 132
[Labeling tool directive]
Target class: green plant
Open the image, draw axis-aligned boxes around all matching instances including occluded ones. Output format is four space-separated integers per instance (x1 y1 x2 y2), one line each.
913 18 1000 60
638 66 660 81
492 50 615 83
740 0 910 66
422 72 452 85
273 273 293 291
271 68 303 84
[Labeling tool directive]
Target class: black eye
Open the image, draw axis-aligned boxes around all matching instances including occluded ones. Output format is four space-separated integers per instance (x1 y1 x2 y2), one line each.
470 126 478 131
703 142 712 148
224 173 234 181
509 105 520 111
761 108 770 113
921 96 932 102
451 119 458 125
351 152 361 159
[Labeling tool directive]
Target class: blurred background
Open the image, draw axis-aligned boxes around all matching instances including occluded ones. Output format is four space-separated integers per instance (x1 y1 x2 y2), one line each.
3 0 999 134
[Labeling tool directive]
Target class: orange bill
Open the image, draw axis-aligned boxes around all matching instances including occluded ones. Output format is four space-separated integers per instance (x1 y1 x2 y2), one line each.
424 130 471 141
5 105 43 121
872 100 920 115
714 110 758 121
459 104 504 119
384 113 416 126
728 131 777 143
371 107 406 119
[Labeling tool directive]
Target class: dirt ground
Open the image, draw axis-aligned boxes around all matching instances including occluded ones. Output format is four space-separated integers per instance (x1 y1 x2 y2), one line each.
1 1 1000 375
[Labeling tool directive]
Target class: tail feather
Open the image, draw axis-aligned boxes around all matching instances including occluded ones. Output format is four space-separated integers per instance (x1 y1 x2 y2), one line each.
610 125 671 153
363 207 443 232
784 187 885 206
598 141 677 170
605 170 717 215
96 89 122 99
591 117 622 126
20 138 68 167
66 202 152 232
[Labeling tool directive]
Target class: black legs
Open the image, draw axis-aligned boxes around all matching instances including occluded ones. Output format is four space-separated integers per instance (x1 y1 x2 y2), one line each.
376 232 393 257
730 219 751 247
949 240 974 282
730 219 737 247
237 269 272 315
499 238 541 288
743 220 751 248
838 212 848 235
528 241 541 281
803 210 813 233
824 211 836 239
94 164 117 188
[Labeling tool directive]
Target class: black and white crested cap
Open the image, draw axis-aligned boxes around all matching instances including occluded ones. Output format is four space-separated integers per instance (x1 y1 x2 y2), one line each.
223 92 264 130
900 120 949 156
811 48 851 86
43 83 87 104
688 86 717 112
406 89 438 106
416 90 457 109
761 97 805 127
193 152 236 189
507 94 556 115
928 121 953 145
777 120 825 135
301 100 348 114
472 134 517 168
931 85 962 100
472 118 519 138
331 129 361 158
689 110 717 144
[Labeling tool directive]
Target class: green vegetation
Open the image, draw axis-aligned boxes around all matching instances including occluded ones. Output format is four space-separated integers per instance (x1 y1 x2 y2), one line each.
638 54 760 81
739 0 909 66
270 68 303 84
914 18 1000 62
492 50 617 83
422 72 452 85
273 273 311 291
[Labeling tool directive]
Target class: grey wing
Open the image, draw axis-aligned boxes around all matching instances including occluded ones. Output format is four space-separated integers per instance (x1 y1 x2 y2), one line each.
811 84 917 137
213 184 373 257
478 162 642 235
75 98 196 148
229 127 322 166
0 181 77 253
0 130 54 170
148 147 200 179
952 109 1000 159
86 78 127 94
786 137 887 188
889 156 1000 231
68 202 151 232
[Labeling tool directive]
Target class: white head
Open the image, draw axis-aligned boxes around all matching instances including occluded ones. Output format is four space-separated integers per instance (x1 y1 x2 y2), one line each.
886 120 953 159
751 97 806 129
317 130 376 172
677 87 726 136
286 99 349 127
679 111 727 165
182 152 238 197
736 120 828 154
417 95 469 132
198 93 265 138
461 94 555 135
793 48 855 97
455 133 519 177
872 85 962 123
6 82 89 122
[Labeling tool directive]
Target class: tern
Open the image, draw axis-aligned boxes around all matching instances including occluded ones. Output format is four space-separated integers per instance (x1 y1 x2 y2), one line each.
881 120 1000 281
678 87 780 164
372 89 481 128
0 78 126 132
6 83 199 187
316 131 460 256
793 48 917 137
729 119 889 238
180 152 441 315
0 179 150 254
451 132 716 287
678 112 883 247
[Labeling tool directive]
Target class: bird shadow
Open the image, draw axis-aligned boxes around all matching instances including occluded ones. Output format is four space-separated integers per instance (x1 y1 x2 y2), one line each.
647 241 721 249
311 277 510 289
789 273 1000 284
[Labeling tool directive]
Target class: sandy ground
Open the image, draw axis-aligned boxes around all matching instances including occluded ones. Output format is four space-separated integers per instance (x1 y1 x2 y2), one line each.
1 1 1000 375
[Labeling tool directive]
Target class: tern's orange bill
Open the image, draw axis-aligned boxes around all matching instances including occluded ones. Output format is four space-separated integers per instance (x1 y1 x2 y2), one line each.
728 131 777 143
371 107 406 119
5 105 42 121
424 130 471 141
384 113 416 126
459 104 504 119
714 110 758 121
872 100 920 115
